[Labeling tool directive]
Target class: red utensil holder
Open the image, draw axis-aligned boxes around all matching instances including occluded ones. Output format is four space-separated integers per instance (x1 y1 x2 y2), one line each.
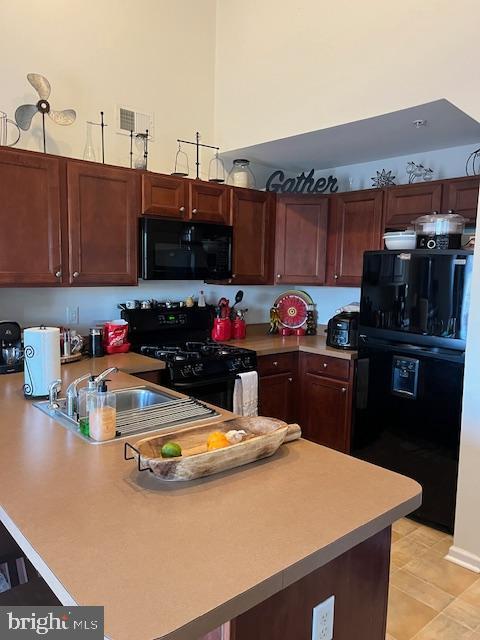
211 318 232 342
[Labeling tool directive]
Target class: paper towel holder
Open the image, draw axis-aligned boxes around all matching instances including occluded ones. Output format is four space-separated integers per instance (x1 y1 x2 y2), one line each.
23 326 61 399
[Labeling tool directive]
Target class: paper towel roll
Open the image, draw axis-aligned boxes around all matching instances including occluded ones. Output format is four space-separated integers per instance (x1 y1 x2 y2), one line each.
23 327 61 397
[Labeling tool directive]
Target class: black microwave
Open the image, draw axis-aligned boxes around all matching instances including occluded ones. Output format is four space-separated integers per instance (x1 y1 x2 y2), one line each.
140 217 233 280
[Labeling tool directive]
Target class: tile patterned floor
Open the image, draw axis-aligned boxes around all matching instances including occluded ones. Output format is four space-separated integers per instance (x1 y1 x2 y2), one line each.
387 519 480 640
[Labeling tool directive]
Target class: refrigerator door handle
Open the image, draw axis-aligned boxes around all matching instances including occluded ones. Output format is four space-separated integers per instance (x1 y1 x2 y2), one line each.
356 358 369 410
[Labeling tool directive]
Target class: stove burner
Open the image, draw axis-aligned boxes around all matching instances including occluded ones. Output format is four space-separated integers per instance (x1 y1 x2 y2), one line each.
140 341 252 361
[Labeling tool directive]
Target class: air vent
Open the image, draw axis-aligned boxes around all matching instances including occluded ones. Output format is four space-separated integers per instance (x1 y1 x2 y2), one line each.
117 105 154 139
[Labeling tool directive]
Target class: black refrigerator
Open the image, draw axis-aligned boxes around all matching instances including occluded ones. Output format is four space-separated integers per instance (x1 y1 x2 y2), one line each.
352 249 473 532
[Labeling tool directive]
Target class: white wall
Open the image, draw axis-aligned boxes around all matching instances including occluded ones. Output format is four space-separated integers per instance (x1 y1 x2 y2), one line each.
229 142 480 191
1 0 217 178
310 143 480 193
214 0 480 151
451 201 480 570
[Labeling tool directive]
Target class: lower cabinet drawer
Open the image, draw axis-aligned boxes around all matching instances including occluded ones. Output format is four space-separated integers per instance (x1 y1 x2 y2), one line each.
301 352 350 381
257 352 298 377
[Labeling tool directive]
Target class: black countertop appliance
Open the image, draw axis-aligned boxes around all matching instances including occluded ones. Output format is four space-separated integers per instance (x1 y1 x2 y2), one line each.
352 249 473 533
0 321 23 374
326 311 359 349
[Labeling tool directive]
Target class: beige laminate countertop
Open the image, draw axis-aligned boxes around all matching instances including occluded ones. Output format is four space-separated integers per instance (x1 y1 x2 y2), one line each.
229 328 357 359
0 353 420 640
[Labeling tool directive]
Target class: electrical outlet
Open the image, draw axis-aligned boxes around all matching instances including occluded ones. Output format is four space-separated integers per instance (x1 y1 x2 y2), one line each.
66 306 79 325
312 595 334 640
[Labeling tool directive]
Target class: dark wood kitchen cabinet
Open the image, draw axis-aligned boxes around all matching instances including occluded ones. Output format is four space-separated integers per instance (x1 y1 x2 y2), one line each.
189 180 231 224
442 176 480 224
0 149 63 286
275 195 328 285
67 161 139 285
141 173 189 219
141 174 231 224
327 189 384 286
230 188 275 284
258 353 298 423
301 374 351 452
299 353 354 453
384 182 442 229
258 372 297 423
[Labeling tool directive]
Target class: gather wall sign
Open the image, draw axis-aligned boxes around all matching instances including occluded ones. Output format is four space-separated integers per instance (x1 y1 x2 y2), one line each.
266 169 338 194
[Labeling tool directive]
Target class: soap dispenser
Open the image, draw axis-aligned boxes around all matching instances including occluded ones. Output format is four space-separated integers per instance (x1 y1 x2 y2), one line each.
78 375 96 437
89 380 117 442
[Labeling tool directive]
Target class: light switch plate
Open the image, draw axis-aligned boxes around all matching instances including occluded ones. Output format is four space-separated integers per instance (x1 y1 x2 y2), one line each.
312 595 334 640
66 306 79 325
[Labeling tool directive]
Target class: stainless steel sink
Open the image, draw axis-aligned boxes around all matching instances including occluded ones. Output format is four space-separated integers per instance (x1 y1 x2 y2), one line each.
34 385 218 444
113 387 177 412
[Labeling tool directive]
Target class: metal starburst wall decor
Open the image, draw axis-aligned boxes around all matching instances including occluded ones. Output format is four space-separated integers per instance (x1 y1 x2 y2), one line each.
371 169 396 188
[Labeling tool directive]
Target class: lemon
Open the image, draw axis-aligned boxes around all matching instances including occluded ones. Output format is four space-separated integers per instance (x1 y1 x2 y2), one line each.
161 442 182 458
206 431 230 451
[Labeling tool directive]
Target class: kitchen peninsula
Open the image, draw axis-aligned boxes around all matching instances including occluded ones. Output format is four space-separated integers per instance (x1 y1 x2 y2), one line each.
0 353 421 640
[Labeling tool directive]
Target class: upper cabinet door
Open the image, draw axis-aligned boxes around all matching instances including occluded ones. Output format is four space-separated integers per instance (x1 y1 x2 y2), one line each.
231 188 274 284
327 190 384 287
442 177 480 225
189 181 232 224
67 161 139 285
275 195 328 285
0 149 63 285
385 182 442 229
141 173 188 219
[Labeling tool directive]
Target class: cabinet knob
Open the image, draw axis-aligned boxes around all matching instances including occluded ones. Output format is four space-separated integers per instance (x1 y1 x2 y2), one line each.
55 270 62 278
73 271 79 278
179 206 185 212
341 387 347 393
192 208 198 214
288 377 293 382
232 274 237 278
273 361 278 367
276 274 281 279
323 362 328 368
334 274 339 280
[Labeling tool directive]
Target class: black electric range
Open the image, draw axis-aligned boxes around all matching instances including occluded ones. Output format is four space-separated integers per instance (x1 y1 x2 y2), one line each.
121 306 256 410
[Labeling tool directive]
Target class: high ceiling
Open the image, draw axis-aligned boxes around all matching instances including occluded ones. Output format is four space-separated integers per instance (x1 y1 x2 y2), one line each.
221 100 480 171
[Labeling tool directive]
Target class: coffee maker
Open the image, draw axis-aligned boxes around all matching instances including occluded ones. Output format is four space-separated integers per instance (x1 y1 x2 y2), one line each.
0 321 23 374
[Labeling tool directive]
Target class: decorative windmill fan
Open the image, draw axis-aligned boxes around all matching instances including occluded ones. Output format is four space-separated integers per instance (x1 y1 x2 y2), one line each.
15 73 76 153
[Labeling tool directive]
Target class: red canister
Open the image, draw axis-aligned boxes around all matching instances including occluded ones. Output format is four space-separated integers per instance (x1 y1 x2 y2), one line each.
232 318 246 340
211 318 232 342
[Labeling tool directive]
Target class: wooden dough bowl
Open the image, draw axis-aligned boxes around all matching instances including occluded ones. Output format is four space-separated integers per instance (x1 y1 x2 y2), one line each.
131 417 302 481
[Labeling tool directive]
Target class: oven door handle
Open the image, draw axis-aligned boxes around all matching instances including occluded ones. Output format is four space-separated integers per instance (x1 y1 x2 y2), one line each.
170 376 236 389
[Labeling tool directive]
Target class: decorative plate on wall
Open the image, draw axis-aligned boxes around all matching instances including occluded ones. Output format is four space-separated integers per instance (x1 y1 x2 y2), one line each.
274 290 313 329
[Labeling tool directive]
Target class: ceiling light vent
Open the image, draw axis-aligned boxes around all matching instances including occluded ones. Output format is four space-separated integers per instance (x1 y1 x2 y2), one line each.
117 105 154 139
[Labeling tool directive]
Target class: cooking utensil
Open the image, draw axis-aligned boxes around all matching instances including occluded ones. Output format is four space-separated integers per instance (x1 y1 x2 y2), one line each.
230 290 244 319
218 297 230 319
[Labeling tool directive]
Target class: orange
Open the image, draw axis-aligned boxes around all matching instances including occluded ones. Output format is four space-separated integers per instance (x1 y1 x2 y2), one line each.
206 431 229 451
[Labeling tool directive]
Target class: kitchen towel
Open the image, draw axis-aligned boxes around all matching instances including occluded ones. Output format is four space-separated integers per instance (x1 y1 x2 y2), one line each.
23 327 61 397
233 371 258 417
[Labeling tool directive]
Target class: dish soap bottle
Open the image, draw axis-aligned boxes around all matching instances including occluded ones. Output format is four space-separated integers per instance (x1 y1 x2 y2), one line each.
89 380 116 442
78 375 97 437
